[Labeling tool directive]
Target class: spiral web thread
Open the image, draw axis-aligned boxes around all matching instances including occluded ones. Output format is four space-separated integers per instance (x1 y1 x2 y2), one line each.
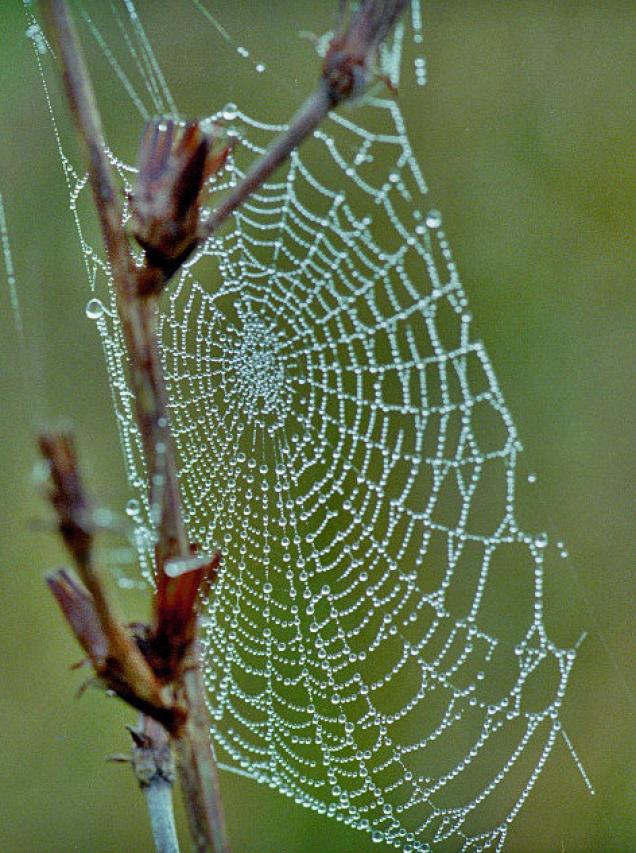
26 2 592 850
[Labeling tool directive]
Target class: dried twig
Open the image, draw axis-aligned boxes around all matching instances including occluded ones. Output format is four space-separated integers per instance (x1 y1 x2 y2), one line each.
42 1 229 849
108 715 180 853
40 432 181 732
38 1 409 851
39 429 183 847
129 716 180 853
203 0 408 237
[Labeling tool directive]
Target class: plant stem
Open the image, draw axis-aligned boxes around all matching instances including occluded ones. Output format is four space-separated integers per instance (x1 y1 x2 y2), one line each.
203 89 331 236
144 782 180 853
130 716 180 853
174 664 229 853
39 431 170 719
144 783 180 853
39 2 409 852
43 0 186 569
202 0 409 238
42 2 228 850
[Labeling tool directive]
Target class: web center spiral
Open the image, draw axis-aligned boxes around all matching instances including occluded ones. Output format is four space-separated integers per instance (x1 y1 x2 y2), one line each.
232 314 287 424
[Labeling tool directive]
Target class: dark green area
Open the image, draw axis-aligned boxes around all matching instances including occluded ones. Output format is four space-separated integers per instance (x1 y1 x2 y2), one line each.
1 2 634 851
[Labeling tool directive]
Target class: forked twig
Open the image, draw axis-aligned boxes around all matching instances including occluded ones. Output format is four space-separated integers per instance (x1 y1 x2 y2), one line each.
38 1 409 851
203 0 408 237
42 1 229 849
39 431 176 724
109 715 181 853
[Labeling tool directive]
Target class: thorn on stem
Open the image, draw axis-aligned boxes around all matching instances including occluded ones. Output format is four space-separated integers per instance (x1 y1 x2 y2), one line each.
127 722 149 749
75 675 104 700
128 716 176 788
106 752 132 764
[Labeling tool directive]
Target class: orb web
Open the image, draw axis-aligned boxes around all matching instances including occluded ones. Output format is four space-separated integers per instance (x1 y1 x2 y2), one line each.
26 2 591 850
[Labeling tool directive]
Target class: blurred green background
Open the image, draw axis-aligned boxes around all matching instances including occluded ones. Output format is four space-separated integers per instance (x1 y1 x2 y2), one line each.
1 1 634 851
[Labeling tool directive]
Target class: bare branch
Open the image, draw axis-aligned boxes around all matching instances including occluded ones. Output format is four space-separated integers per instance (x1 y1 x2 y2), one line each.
203 89 331 236
174 663 230 853
202 0 408 238
38 2 410 852
39 432 175 726
42 0 187 572
41 2 230 849
129 716 180 853
45 565 182 731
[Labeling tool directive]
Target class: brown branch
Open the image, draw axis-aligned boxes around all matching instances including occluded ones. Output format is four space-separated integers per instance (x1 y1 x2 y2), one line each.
42 2 228 850
40 433 180 731
174 662 228 853
38 1 409 852
42 0 186 573
39 433 153 684
203 89 331 236
202 0 409 238
45 565 179 732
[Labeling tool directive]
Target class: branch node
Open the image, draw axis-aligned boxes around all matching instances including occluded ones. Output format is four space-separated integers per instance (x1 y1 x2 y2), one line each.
131 118 231 283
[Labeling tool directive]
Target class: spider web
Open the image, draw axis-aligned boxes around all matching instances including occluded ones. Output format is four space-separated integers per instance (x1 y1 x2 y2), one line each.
26 2 592 850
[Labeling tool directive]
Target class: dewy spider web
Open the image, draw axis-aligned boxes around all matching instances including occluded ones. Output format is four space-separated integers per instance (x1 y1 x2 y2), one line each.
26 2 593 850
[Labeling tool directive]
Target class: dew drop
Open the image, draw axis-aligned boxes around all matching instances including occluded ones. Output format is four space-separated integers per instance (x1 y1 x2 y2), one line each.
125 498 140 517
85 297 105 319
93 507 113 528
31 459 50 485
26 22 48 54
425 209 442 229
414 56 427 86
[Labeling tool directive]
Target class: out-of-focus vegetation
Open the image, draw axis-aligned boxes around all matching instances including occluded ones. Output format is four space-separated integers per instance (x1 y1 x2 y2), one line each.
1 2 634 851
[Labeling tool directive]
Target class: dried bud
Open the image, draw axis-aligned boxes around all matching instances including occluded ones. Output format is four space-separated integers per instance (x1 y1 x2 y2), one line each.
322 0 407 105
149 549 222 680
130 119 229 281
46 568 108 666
38 429 94 566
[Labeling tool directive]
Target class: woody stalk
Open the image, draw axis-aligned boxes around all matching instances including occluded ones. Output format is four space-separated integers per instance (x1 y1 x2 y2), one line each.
38 2 409 852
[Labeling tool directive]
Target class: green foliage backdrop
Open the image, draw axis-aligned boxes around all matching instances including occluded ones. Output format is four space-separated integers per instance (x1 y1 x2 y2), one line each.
1 2 634 851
